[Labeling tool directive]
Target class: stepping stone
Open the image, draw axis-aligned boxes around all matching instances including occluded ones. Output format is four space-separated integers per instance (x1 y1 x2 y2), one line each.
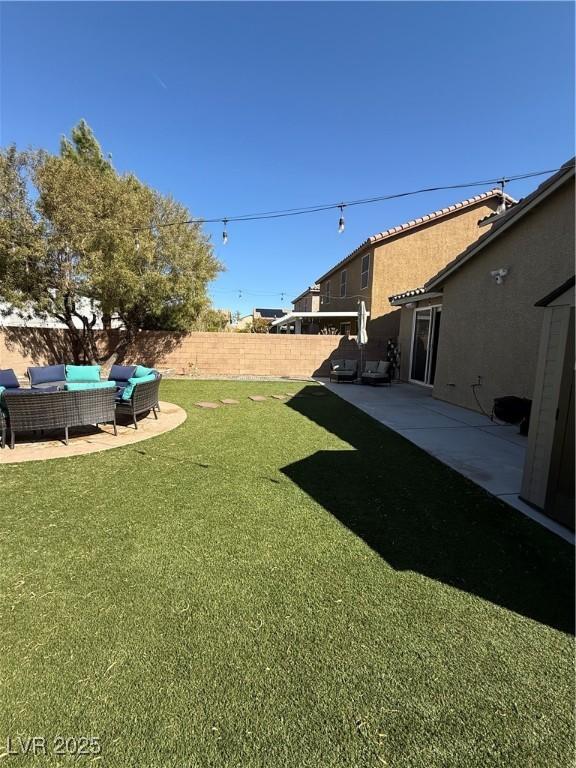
195 401 219 409
220 399 239 405
272 395 286 400
248 395 267 402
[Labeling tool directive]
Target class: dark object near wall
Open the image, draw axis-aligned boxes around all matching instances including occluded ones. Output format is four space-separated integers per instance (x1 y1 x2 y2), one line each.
493 396 532 436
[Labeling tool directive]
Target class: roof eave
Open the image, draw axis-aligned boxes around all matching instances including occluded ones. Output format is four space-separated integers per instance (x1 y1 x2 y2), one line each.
426 164 576 292
389 290 443 306
315 189 506 284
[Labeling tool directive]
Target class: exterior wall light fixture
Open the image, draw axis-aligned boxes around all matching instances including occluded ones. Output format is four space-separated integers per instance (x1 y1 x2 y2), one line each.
490 268 509 285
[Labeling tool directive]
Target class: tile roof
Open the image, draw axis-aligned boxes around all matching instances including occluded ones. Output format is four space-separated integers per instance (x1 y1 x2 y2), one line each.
388 287 427 303
425 159 575 291
315 188 513 284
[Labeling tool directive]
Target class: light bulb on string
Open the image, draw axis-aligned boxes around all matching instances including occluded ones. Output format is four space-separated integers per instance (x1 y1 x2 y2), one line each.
338 205 345 234
135 232 140 252
496 179 507 215
222 219 228 245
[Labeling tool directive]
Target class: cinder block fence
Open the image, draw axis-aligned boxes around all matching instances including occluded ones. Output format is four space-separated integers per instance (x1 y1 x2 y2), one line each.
0 329 388 379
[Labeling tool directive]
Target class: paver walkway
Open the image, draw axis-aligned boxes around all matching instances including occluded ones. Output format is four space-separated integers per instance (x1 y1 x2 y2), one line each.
319 379 573 543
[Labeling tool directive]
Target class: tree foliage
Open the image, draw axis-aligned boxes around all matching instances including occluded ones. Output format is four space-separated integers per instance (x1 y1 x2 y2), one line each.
0 121 223 363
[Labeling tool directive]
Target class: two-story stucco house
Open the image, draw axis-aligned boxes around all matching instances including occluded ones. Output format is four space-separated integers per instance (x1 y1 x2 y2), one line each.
390 159 574 401
311 189 511 341
292 285 320 313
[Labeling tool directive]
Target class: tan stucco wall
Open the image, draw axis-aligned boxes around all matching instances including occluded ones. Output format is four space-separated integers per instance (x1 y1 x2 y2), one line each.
294 293 320 312
318 198 499 342
319 250 373 314
432 179 575 413
397 296 443 381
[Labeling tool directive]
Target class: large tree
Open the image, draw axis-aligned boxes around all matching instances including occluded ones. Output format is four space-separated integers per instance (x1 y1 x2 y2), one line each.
0 121 223 363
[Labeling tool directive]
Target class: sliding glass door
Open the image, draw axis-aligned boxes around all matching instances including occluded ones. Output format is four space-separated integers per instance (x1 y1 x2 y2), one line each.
410 306 442 386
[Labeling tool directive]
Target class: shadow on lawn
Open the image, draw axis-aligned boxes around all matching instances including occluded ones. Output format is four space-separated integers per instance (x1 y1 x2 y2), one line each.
282 386 575 634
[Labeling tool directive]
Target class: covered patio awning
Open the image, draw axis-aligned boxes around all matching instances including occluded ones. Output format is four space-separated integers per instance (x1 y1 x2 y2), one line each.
271 310 369 329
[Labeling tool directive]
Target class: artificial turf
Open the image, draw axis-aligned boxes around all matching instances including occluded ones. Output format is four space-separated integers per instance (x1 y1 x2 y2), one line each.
0 380 573 767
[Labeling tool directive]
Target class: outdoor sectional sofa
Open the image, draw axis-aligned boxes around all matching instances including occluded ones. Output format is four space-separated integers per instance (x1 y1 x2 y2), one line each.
115 377 161 429
0 363 162 448
2 388 117 449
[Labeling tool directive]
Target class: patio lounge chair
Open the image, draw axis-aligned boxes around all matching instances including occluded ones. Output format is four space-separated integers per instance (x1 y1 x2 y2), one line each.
329 359 358 383
361 360 392 386
115 376 161 429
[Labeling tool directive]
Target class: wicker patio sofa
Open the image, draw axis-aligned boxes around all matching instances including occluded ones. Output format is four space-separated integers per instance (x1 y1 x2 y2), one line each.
2 388 117 449
115 376 161 429
0 408 6 450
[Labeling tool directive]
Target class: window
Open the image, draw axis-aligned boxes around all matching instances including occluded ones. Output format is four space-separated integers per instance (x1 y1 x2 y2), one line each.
361 253 370 289
340 269 347 297
324 281 331 305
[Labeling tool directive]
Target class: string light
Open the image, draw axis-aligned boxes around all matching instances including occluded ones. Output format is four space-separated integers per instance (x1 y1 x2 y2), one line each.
496 179 508 215
135 233 140 252
338 204 345 234
5 165 571 248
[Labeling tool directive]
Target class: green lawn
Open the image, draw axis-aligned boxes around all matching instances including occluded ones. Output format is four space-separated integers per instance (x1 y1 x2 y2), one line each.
0 380 573 767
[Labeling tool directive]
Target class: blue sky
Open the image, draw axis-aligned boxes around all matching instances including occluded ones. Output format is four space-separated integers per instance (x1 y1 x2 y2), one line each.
1 1 574 316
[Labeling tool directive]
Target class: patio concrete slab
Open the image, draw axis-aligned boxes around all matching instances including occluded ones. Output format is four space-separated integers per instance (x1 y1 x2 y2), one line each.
0 401 187 464
318 379 573 543
395 425 524 495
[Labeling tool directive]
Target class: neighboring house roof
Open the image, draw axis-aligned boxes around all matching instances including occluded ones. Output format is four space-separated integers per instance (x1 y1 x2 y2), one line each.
292 284 320 304
0 298 123 330
315 188 515 284
535 276 575 307
254 308 288 319
426 159 575 291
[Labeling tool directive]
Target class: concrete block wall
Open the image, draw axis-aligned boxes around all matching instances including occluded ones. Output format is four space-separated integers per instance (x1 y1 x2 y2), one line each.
1 329 388 379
